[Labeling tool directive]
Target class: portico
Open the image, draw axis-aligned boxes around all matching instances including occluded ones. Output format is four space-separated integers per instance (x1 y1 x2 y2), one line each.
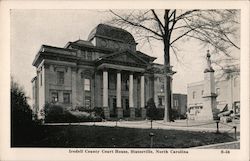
98 62 146 119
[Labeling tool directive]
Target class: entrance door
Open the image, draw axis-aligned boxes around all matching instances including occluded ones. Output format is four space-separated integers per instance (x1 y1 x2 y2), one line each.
121 97 130 117
125 98 129 110
113 98 117 115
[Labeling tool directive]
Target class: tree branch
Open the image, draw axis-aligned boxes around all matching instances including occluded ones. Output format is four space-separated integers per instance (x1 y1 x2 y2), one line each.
223 33 240 49
109 10 163 38
173 9 200 22
151 9 164 35
170 25 202 45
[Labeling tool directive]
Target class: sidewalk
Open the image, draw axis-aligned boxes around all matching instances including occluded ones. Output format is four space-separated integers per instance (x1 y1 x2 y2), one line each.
46 119 240 133
191 141 240 149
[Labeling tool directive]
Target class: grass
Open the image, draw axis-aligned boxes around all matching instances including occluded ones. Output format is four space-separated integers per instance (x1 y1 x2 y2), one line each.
12 125 236 148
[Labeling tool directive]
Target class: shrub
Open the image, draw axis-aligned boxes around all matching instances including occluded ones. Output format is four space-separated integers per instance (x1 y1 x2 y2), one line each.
123 109 130 117
93 107 104 118
43 104 102 123
69 110 102 122
156 108 164 120
171 109 179 120
11 78 35 146
146 98 158 120
43 103 71 123
135 108 141 117
11 78 33 127
76 106 104 118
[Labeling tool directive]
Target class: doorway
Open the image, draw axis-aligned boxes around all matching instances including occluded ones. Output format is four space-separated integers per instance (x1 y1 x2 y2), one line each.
112 98 117 115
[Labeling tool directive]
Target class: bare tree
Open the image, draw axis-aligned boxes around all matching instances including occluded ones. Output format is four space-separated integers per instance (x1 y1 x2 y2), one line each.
108 9 240 122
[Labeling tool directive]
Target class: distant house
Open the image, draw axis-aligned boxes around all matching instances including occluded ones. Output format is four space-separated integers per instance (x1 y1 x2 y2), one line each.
31 24 180 120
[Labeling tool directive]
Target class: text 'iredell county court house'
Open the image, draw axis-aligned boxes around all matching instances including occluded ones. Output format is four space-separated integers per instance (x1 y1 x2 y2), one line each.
31 24 183 119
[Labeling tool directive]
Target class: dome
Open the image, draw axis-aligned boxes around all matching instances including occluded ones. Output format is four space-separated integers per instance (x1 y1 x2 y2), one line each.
87 24 136 44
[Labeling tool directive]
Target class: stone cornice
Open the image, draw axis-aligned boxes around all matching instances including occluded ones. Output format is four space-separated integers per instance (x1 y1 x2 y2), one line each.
96 59 147 69
97 63 145 73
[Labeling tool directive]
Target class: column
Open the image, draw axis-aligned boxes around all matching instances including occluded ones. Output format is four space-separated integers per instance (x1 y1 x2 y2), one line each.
103 69 110 119
71 68 77 110
140 75 146 119
116 71 123 118
154 76 159 107
129 73 135 118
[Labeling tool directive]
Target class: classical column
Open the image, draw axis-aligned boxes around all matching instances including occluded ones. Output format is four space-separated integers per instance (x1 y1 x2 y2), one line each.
140 75 145 107
116 71 123 118
129 73 135 119
103 69 110 119
154 77 159 107
140 74 146 119
71 67 77 110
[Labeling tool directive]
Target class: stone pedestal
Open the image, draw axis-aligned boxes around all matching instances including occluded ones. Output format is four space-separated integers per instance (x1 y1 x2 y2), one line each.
197 95 217 120
117 108 123 119
103 107 110 119
130 108 135 119
141 108 146 119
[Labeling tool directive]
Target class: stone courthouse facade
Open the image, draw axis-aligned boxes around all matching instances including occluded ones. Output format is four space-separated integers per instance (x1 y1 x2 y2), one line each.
32 24 170 119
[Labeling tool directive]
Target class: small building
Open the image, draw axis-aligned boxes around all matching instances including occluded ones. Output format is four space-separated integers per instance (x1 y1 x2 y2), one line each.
173 94 187 118
31 24 181 120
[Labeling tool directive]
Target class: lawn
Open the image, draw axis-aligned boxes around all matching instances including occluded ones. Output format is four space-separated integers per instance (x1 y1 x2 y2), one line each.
12 125 236 148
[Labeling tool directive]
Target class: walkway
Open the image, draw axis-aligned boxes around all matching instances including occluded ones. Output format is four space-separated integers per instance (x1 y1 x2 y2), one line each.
46 119 240 133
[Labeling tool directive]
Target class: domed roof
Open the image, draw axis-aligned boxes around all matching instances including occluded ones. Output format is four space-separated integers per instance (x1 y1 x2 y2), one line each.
87 24 136 44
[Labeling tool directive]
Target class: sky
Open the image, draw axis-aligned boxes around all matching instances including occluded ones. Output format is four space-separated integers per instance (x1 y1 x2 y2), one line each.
11 9 233 101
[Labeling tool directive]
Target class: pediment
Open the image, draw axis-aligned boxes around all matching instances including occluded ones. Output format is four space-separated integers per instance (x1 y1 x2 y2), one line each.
102 51 148 65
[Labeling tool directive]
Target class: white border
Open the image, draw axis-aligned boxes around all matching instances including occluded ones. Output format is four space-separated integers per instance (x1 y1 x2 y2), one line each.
0 1 249 161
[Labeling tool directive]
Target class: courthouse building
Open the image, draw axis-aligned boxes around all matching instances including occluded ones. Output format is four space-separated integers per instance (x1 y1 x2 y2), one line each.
31 24 178 119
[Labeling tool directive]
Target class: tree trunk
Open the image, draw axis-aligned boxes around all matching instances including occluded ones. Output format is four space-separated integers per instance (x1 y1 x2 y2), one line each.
163 10 172 122
163 46 172 122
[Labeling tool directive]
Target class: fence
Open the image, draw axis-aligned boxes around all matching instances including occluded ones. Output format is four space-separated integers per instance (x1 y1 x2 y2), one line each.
83 119 239 148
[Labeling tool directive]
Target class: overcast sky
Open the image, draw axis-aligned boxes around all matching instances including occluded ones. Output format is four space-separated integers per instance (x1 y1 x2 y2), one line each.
11 9 227 100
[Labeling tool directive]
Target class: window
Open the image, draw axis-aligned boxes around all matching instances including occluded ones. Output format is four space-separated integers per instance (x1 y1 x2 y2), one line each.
81 51 86 58
125 79 129 91
192 91 196 99
85 96 91 108
216 88 220 95
51 92 58 102
84 78 90 91
201 90 204 96
159 77 164 83
160 84 164 92
87 52 92 60
63 93 70 103
174 100 178 107
125 99 129 110
159 97 163 106
108 74 116 90
57 71 64 84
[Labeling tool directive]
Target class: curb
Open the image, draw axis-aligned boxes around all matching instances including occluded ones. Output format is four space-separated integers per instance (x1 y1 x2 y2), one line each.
191 140 240 149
